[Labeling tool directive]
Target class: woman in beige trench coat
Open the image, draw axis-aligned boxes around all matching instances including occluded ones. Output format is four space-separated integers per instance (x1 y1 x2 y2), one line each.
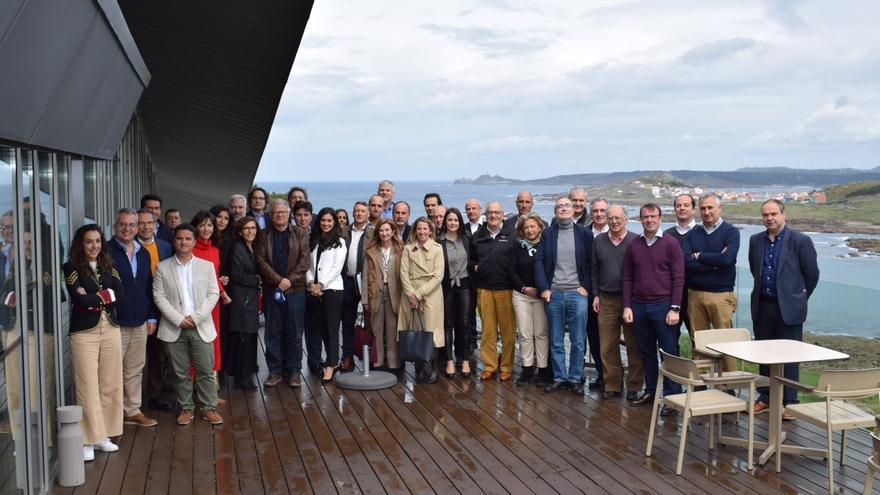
397 217 445 384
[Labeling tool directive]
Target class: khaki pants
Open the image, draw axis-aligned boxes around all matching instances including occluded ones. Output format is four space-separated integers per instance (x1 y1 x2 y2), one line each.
370 284 399 368
511 290 548 368
119 324 147 417
688 289 737 371
70 313 123 445
166 329 217 412
597 293 644 393
477 289 516 373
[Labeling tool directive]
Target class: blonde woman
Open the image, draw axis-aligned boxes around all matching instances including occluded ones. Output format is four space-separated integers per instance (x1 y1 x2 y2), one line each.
361 218 403 371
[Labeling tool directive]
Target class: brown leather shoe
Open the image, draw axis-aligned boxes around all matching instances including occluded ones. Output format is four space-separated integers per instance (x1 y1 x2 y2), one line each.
203 409 224 425
753 401 769 414
499 371 512 382
339 356 355 373
176 410 194 425
289 374 302 387
480 370 495 381
264 373 282 387
124 412 158 427
781 409 796 421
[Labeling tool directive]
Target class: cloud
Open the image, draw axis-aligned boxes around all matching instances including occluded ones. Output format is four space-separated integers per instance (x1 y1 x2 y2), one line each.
421 23 554 58
680 38 769 65
466 134 585 153
748 97 880 146
765 0 808 31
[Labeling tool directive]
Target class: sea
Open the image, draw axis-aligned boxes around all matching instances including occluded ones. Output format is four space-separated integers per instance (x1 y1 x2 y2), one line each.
259 180 880 339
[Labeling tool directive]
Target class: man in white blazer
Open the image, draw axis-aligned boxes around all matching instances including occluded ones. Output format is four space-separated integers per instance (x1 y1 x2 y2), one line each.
153 224 223 426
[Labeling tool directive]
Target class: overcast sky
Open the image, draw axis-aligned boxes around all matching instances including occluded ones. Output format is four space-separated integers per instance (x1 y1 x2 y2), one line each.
255 0 880 182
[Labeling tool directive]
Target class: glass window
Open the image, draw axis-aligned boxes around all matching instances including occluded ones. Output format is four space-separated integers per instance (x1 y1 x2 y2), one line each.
83 159 96 225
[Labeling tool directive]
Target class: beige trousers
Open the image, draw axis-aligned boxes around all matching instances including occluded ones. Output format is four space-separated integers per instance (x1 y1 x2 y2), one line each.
477 289 516 373
119 324 147 417
511 290 548 368
687 289 737 371
597 293 644 393
70 313 123 444
370 284 399 368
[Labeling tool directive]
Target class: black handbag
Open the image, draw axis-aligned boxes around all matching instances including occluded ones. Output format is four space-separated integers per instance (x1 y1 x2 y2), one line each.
397 309 435 362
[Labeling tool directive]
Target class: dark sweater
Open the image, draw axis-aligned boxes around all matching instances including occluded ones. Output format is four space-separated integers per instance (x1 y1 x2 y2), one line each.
509 241 538 292
622 234 684 307
469 224 515 289
591 231 638 295
682 221 739 292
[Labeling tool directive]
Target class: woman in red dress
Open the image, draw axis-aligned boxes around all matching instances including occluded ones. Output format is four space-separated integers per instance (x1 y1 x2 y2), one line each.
190 211 232 379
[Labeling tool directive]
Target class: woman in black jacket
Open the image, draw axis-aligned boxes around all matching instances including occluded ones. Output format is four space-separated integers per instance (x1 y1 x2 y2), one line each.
225 217 262 389
210 204 233 377
63 224 125 462
438 208 472 378
509 212 551 385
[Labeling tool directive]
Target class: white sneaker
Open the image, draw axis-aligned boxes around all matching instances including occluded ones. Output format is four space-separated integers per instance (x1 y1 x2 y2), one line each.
94 438 119 453
83 445 95 462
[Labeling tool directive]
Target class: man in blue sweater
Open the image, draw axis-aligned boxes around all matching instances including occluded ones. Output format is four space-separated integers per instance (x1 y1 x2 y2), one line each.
682 194 740 371
109 209 159 427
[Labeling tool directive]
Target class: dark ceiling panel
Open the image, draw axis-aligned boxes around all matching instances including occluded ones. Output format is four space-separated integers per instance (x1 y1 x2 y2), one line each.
118 0 314 216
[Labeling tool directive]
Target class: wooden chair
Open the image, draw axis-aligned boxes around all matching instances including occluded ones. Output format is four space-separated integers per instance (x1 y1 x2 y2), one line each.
646 350 756 475
693 328 769 387
777 369 880 494
864 425 878 495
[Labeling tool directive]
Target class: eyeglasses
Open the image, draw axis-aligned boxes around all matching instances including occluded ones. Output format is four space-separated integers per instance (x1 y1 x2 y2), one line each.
486 210 503 216
0 224 12 231
555 204 572 210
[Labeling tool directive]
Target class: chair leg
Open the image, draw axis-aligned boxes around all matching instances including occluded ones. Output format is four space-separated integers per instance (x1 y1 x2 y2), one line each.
840 430 847 466
676 411 690 475
827 423 834 494
746 386 754 471
864 459 877 495
646 392 661 456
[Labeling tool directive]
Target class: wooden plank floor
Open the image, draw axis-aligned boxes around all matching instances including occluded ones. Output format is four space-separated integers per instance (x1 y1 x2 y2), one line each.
54 330 879 495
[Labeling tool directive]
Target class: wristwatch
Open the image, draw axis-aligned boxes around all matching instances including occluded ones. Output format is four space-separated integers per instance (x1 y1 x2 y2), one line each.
670 305 681 312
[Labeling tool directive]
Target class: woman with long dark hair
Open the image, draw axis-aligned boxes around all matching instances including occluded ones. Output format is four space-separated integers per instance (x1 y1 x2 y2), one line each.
209 205 233 377
306 207 347 383
398 217 445 384
361 218 403 371
190 210 231 383
226 217 262 389
438 208 472 378
63 224 125 461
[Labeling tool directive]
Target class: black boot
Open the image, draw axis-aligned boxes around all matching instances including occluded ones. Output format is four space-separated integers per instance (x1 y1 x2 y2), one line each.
515 366 535 386
414 361 424 384
426 359 439 384
532 367 552 385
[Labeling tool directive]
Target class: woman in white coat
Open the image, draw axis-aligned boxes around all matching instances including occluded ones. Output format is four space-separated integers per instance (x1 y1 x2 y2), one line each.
306 207 347 383
398 217 445 383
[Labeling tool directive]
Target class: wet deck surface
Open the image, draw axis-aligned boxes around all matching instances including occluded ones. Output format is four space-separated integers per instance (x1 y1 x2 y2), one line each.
54 331 879 494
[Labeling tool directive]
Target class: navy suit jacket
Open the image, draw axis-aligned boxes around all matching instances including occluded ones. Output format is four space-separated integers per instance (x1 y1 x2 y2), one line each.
534 223 593 293
748 227 819 325
156 220 174 245
154 237 172 261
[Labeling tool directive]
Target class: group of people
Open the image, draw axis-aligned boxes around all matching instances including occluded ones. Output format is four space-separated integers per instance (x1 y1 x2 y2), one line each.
55 179 820 463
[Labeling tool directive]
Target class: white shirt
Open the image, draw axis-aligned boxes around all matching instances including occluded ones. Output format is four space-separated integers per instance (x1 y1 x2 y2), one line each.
346 223 368 276
173 255 195 316
592 224 609 237
675 219 696 236
701 217 723 235
641 228 664 247
467 220 482 235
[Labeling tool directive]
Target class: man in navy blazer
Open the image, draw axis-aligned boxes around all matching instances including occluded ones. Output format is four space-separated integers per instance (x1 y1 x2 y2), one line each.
749 199 819 412
534 196 593 394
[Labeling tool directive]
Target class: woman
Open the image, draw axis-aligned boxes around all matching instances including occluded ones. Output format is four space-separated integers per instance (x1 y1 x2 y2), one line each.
510 213 551 385
63 224 125 462
306 207 346 383
190 211 231 381
361 218 403 371
210 204 233 376
226 217 262 389
438 208 472 378
335 208 350 229
398 217 445 384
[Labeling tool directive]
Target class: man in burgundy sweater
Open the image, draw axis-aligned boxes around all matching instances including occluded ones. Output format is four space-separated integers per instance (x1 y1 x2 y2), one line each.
622 203 685 415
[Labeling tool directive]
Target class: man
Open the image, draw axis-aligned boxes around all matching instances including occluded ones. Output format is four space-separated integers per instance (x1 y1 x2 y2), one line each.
287 186 308 209
749 199 819 416
109 209 159 427
164 209 182 230
503 191 536 230
535 196 593 395
432 205 447 232
368 194 385 225
291 200 322 371
664 194 697 340
340 202 374 371
153 224 223 425
392 201 411 242
293 201 313 233
377 180 395 219
591 205 643 400
463 198 482 237
228 194 246 222
136 209 174 412
470 201 516 381
569 187 590 226
141 194 173 244
683 194 740 371
584 197 610 389
622 204 685 415
256 200 310 387
423 193 442 219
246 187 270 229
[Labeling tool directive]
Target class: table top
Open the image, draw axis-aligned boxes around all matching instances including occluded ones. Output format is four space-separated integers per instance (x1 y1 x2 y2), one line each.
706 339 849 365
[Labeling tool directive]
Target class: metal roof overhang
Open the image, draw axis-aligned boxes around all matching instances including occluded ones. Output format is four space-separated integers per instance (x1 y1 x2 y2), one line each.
118 0 314 216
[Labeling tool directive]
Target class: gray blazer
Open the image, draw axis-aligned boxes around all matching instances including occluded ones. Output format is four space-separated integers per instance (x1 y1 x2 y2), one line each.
748 227 819 326
153 256 220 343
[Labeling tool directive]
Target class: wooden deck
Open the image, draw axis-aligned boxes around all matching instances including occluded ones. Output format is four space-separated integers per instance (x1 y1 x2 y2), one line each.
54 331 879 495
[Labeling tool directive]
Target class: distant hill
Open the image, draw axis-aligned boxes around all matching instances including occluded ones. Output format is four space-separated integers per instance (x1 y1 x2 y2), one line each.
454 167 880 188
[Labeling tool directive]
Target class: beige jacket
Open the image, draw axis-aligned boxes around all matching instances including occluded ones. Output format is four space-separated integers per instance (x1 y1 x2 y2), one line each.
153 256 220 343
397 238 445 347
361 243 403 315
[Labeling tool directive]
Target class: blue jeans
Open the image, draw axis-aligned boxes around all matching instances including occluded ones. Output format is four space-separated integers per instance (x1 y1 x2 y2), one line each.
632 300 682 397
264 290 305 375
545 290 588 383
